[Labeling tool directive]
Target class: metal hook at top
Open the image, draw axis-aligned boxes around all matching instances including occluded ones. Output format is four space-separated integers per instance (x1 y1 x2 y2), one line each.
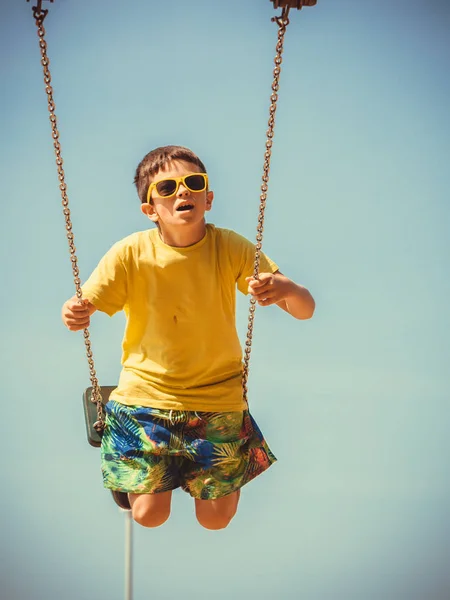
281 6 290 21
272 7 290 27
27 0 54 25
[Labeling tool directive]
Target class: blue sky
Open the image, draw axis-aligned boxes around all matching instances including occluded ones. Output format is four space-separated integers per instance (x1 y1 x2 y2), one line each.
2 0 450 599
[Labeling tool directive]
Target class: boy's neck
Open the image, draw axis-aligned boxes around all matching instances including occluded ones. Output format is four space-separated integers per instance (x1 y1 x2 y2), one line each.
157 220 207 248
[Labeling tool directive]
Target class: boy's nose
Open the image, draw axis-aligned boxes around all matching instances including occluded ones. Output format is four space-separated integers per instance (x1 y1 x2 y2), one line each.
177 185 190 197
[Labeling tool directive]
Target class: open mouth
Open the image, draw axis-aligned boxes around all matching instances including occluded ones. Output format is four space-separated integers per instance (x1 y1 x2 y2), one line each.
176 204 194 212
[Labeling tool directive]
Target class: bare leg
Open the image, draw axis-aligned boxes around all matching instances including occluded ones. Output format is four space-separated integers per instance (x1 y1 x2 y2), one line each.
128 490 172 528
195 490 241 530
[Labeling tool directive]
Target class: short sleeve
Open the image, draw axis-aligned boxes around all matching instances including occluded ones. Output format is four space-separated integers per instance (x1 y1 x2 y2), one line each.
225 230 279 295
81 242 128 316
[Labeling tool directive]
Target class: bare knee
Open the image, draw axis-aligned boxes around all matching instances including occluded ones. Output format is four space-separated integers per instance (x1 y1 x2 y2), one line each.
196 511 236 530
132 505 170 528
129 491 171 528
195 491 240 531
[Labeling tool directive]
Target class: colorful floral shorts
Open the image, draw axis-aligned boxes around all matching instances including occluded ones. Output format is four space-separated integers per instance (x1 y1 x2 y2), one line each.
101 400 276 500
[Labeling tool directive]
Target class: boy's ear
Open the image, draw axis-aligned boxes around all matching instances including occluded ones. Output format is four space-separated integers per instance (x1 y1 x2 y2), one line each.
205 190 214 211
141 202 159 223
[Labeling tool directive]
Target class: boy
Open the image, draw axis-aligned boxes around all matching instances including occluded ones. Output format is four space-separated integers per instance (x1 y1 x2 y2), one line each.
61 145 315 530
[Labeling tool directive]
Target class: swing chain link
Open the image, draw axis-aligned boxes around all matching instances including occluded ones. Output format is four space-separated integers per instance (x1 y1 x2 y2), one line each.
30 9 105 434
242 9 290 403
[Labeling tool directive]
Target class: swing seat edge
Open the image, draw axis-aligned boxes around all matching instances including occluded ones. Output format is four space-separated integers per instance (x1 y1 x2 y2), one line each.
82 386 116 448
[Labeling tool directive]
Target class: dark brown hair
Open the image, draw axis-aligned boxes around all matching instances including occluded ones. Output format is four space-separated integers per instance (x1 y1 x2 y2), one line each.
134 145 207 204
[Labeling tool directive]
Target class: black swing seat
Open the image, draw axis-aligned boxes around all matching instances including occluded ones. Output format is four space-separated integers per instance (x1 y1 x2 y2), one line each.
83 387 132 511
82 385 116 448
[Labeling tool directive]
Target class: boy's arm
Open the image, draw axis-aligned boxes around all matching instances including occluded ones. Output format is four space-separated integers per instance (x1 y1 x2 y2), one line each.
246 271 315 320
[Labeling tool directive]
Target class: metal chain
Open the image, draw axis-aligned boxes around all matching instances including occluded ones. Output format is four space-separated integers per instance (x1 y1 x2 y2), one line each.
242 8 291 403
30 5 105 434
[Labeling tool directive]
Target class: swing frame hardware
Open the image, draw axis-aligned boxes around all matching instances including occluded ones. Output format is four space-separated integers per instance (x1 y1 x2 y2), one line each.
27 0 53 25
271 0 317 8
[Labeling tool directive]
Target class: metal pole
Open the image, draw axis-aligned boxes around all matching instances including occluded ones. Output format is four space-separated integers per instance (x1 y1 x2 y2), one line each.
123 510 133 600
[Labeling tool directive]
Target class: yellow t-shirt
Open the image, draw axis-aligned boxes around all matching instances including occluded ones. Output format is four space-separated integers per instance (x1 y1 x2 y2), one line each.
81 224 278 411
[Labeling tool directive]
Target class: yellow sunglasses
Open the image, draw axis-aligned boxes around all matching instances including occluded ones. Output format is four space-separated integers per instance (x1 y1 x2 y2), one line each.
146 173 208 203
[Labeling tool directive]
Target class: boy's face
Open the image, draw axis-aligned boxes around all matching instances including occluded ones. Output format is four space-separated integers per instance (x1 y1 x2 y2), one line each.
141 160 214 229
